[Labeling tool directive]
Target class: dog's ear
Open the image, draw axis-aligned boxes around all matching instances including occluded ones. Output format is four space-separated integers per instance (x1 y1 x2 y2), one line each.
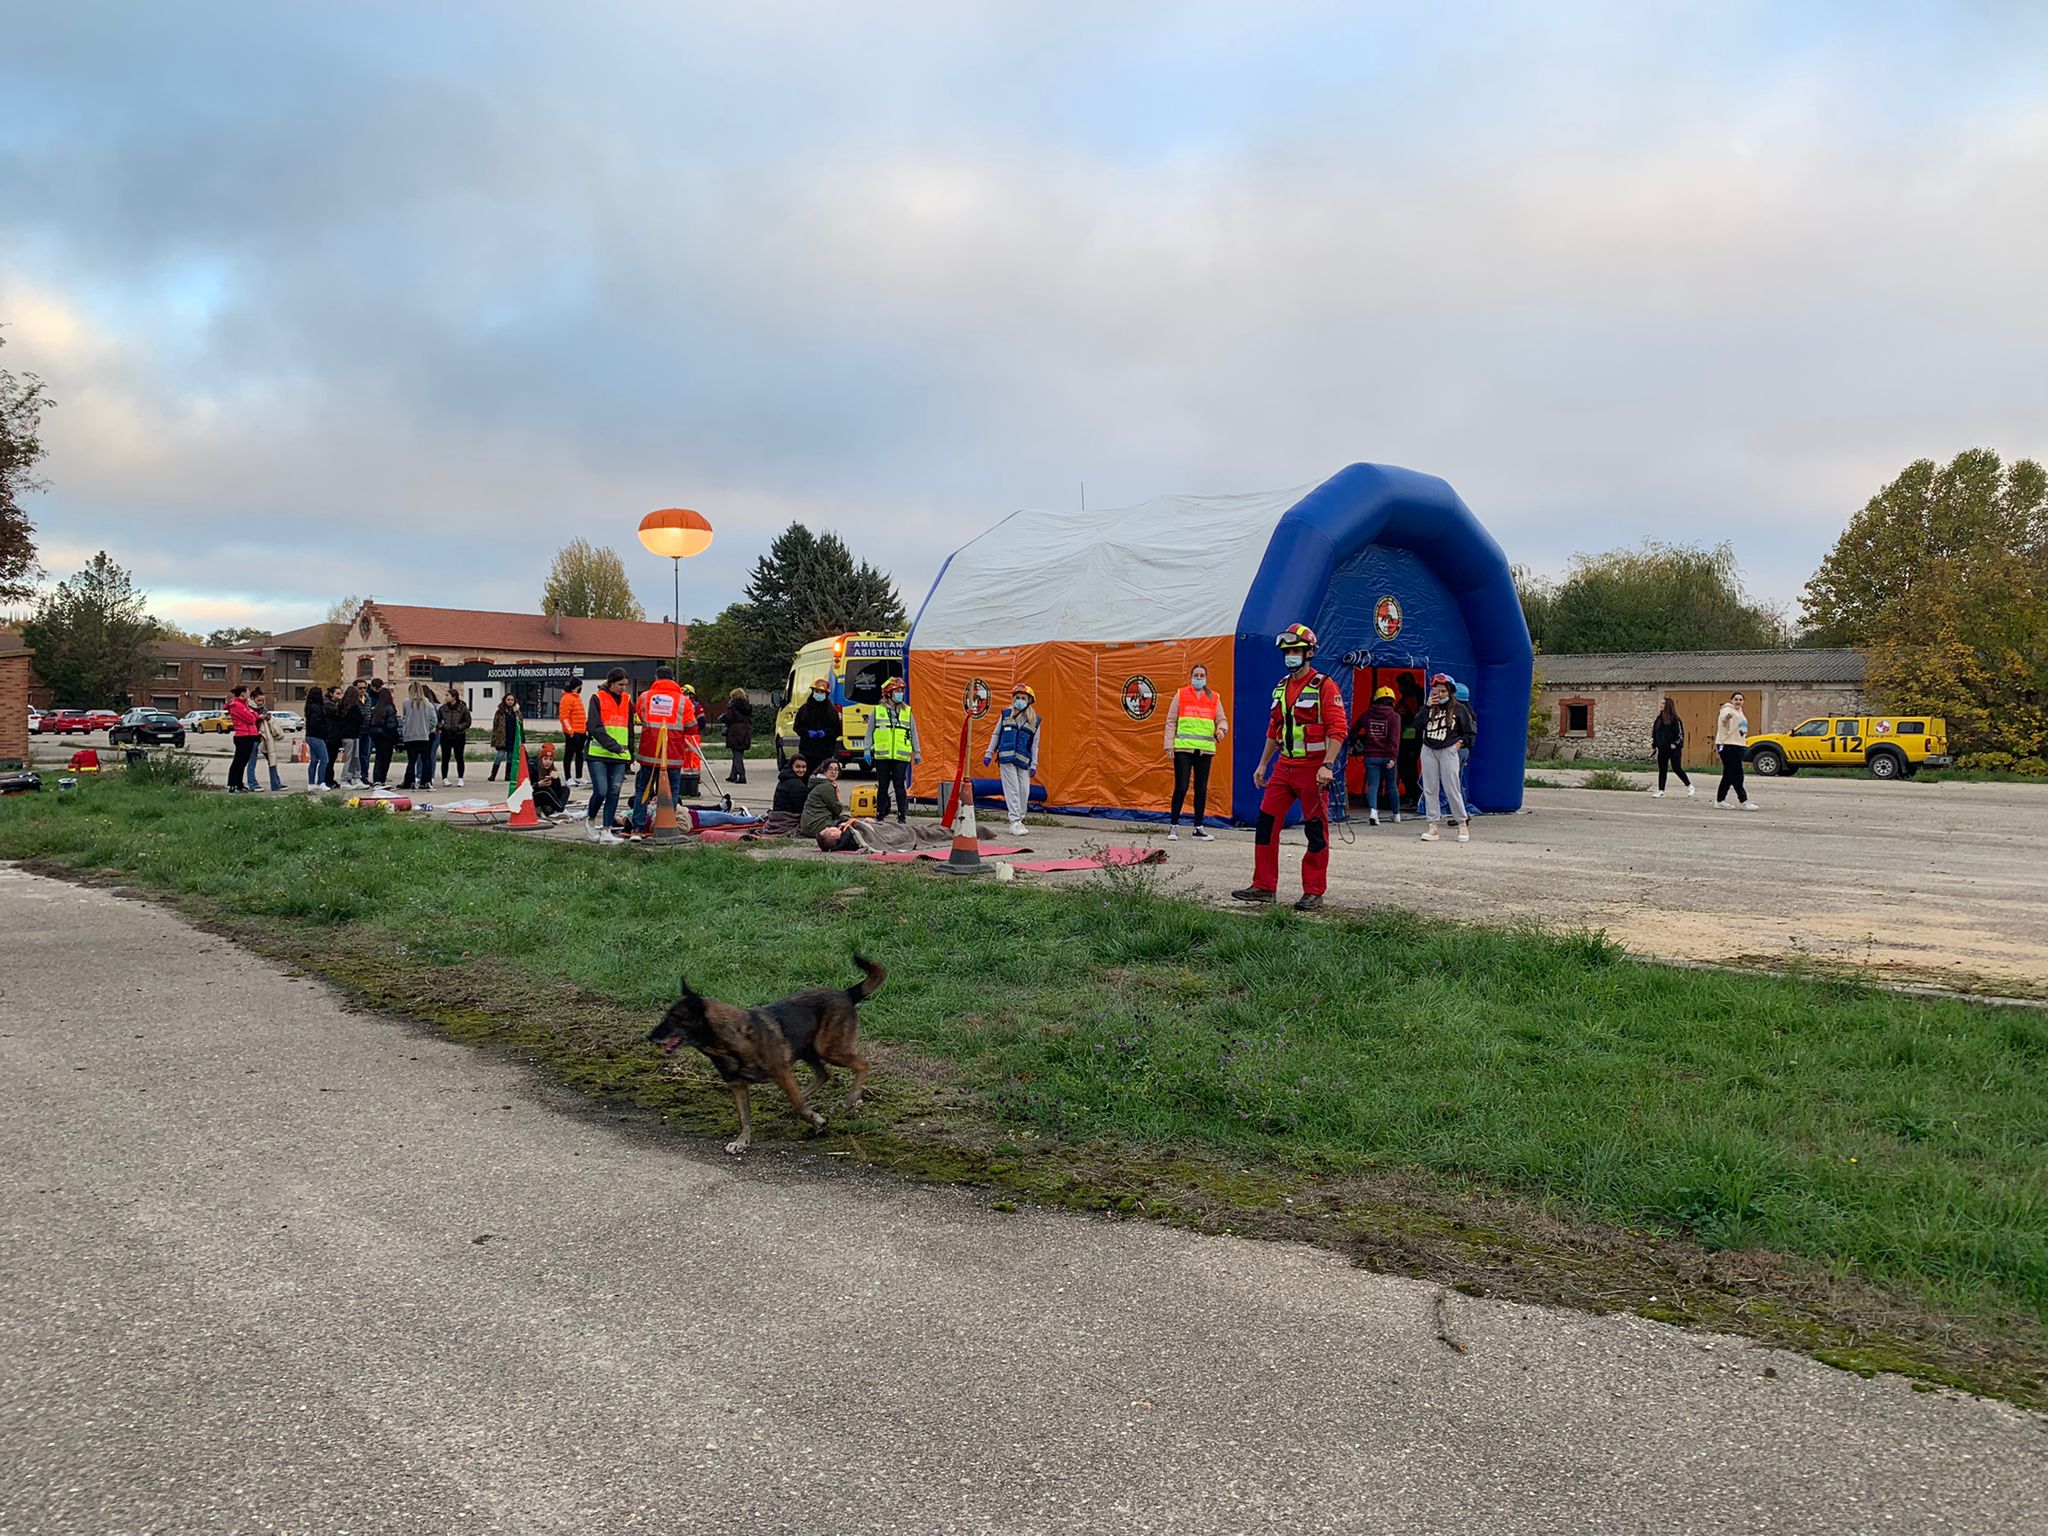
679 973 698 1000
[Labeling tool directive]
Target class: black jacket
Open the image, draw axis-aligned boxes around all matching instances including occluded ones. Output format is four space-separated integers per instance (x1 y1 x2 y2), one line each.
772 767 811 815
304 690 327 738
720 698 754 751
336 698 365 741
1651 714 1685 752
793 696 842 756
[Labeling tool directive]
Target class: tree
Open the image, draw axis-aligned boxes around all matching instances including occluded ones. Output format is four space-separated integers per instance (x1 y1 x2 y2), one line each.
154 622 206 645
21 552 160 707
681 524 908 694
205 624 267 648
1812 451 2048 759
1536 541 1782 654
1 328 52 604
1512 564 1554 651
541 540 646 621
311 594 361 687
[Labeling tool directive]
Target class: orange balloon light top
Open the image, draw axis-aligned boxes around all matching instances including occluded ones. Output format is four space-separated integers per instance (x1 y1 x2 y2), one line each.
638 507 714 559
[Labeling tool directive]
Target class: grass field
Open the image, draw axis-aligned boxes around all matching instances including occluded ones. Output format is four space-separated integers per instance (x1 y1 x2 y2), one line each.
4 773 2044 1401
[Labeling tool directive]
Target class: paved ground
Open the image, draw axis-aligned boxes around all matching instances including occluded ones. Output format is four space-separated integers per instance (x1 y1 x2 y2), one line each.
2 865 2043 1534
30 734 2048 992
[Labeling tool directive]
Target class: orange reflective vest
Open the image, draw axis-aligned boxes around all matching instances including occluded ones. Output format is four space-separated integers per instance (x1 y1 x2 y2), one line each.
1171 686 1219 753
635 682 698 764
587 688 634 761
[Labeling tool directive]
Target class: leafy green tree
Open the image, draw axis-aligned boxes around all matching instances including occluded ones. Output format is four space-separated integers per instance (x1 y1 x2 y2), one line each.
1513 565 1554 651
682 524 907 694
21 552 160 707
541 539 647 621
1817 453 2048 757
1540 542 1782 654
0 329 51 604
205 624 267 648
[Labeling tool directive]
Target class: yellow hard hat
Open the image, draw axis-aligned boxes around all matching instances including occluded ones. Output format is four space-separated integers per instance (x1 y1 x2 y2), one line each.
1374 686 1395 701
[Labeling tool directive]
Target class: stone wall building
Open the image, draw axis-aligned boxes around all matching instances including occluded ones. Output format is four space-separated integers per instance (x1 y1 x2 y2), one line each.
1534 649 1866 767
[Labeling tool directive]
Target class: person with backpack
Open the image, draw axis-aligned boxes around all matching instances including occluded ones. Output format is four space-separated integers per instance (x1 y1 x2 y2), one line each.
1347 684 1403 826
1650 696 1694 798
1162 663 1227 840
1417 672 1476 844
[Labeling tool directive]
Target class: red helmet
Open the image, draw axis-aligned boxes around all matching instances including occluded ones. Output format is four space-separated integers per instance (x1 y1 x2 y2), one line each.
881 677 904 695
1275 623 1318 651
1430 672 1454 689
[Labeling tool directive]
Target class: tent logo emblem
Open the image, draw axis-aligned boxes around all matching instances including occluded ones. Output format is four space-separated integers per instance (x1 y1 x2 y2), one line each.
964 678 992 719
1121 674 1157 722
1374 596 1404 640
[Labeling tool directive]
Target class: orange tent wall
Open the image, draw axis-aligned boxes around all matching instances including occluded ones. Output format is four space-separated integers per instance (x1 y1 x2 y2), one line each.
908 640 1237 815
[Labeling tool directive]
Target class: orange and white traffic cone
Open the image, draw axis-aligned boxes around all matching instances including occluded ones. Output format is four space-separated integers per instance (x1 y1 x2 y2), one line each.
650 725 685 845
939 707 987 876
506 717 543 830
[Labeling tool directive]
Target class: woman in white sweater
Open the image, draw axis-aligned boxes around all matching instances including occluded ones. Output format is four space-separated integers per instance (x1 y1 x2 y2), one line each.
1713 692 1757 810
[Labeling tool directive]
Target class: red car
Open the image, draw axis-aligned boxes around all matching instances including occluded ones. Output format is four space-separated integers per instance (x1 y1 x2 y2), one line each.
44 709 120 734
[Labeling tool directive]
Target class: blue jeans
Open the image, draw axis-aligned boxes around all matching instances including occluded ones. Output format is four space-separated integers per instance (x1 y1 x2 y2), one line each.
355 735 373 780
630 763 684 827
585 757 627 827
1362 757 1396 817
245 750 261 790
307 736 330 786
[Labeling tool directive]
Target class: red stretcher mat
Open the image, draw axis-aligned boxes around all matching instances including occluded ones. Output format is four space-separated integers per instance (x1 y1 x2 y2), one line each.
1006 845 1166 874
866 843 1031 863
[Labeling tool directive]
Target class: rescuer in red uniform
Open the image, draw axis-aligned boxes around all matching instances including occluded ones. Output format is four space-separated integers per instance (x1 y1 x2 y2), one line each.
1232 623 1348 912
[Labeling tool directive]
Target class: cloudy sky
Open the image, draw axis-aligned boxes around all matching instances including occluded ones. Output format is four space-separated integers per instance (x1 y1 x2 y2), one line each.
4 1 2044 635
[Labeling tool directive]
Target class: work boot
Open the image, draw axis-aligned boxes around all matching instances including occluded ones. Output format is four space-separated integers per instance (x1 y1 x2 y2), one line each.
1230 885 1274 904
1293 893 1324 912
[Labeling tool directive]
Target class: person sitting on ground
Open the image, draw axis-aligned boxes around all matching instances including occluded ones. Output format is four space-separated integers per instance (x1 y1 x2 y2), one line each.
800 758 860 851
760 755 810 837
532 741 567 818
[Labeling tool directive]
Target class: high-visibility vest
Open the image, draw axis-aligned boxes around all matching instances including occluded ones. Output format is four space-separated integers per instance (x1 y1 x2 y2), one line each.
1172 686 1219 753
871 702 916 762
587 688 634 760
636 681 688 764
1270 671 1332 758
992 708 1037 768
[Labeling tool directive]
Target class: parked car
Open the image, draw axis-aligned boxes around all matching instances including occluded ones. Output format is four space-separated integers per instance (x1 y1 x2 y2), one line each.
108 709 189 748
180 709 234 734
1747 715 1952 780
26 707 42 734
268 710 304 731
42 709 109 735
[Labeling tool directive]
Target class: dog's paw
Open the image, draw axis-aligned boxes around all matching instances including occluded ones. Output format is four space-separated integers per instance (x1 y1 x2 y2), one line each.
723 1139 749 1156
804 1112 827 1133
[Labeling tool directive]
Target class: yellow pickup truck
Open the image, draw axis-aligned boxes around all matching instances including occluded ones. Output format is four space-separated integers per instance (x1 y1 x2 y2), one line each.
1746 716 1950 780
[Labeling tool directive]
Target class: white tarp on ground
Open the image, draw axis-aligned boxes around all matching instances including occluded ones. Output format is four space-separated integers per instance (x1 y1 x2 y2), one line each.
911 485 1313 649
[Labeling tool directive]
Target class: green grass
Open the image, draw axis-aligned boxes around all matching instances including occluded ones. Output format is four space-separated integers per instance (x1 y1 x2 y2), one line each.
4 777 2046 1395
1580 768 1638 791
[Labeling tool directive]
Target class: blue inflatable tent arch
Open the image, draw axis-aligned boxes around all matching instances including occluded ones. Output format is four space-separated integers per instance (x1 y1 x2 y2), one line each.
1229 463 1532 821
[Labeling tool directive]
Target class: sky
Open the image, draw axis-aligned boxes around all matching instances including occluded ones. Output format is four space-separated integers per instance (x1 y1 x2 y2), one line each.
3 1 2045 636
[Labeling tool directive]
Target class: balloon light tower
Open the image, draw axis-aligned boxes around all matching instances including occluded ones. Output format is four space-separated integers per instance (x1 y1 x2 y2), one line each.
637 508 714 669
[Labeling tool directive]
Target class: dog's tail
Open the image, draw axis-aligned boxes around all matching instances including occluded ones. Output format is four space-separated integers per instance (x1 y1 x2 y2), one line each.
846 953 886 1005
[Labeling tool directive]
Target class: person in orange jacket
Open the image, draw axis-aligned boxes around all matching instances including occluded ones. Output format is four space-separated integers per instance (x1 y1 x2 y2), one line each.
557 682 588 787
1232 624 1347 911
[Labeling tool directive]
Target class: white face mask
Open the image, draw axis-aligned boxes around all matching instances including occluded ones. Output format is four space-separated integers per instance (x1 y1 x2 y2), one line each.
811 690 826 702
1191 673 1207 689
1282 652 1306 671
1012 696 1027 710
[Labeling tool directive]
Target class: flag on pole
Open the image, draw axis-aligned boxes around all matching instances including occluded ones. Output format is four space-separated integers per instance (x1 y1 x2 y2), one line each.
506 709 540 827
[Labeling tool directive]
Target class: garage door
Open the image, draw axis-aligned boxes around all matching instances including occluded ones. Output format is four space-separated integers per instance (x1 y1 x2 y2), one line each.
1668 689 1765 769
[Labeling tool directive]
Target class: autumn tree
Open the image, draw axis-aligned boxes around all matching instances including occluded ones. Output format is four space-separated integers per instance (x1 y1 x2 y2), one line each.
1 328 51 604
21 552 160 707
1524 542 1782 654
1809 451 2048 760
541 540 646 621
205 624 267 648
311 594 361 687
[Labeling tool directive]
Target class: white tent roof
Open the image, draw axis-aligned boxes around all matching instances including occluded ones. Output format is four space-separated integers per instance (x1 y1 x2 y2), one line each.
911 486 1313 649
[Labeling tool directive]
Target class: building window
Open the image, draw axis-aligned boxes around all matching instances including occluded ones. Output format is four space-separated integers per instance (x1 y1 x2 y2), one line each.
151 695 180 710
201 664 227 681
408 657 439 678
357 656 374 677
480 686 494 699
200 696 226 709
1560 697 1595 738
158 662 181 679
240 666 264 682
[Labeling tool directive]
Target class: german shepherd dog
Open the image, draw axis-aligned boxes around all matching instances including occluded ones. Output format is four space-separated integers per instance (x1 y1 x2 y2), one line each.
646 955 883 1155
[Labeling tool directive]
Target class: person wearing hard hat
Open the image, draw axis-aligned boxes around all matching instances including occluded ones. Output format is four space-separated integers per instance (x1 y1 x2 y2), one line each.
1162 663 1228 840
1418 672 1477 842
864 676 921 825
793 676 843 769
1347 684 1404 826
981 684 1041 837
1233 625 1348 911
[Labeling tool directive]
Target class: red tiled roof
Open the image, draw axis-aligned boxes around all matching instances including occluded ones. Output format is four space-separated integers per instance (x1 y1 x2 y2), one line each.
146 640 273 662
357 603 681 658
262 622 340 650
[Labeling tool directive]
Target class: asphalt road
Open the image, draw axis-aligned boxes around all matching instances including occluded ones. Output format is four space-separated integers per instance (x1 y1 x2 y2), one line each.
2 866 2042 1534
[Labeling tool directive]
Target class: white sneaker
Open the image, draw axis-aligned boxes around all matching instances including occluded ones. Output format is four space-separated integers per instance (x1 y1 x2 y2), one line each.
1457 826 1470 843
585 820 602 842
1742 799 1760 811
1686 783 1696 798
1419 826 1440 842
1649 789 1664 798
1719 798 1736 808
1192 828 1214 840
1367 812 1379 825
597 828 622 844
1393 811 1403 824
1008 822 1026 836
455 777 465 787
1166 827 1179 840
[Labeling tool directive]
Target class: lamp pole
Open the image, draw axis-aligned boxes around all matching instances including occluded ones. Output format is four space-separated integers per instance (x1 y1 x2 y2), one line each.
637 509 714 673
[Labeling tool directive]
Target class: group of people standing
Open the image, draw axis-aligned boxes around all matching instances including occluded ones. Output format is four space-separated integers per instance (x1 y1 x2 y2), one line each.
223 685 294 793
290 679 472 793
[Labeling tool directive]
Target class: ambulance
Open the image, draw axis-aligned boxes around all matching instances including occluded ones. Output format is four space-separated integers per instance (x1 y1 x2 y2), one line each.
772 632 906 771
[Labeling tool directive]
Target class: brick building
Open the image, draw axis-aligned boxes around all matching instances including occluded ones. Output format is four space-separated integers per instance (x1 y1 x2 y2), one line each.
341 602 682 719
1 639 29 766
0 628 277 717
1535 649 1866 767
255 622 339 704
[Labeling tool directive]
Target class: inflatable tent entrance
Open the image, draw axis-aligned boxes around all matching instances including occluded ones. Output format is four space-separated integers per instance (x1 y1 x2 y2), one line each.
907 463 1533 823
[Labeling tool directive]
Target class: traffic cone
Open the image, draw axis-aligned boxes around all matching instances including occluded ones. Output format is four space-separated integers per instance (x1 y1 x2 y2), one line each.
650 726 685 845
939 765 987 875
506 716 543 830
